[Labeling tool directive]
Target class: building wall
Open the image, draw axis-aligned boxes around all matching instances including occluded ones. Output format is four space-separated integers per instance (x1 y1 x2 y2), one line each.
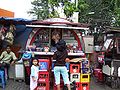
0 8 14 17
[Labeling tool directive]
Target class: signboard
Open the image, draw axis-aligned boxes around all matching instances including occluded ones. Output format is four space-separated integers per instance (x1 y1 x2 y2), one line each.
83 36 94 53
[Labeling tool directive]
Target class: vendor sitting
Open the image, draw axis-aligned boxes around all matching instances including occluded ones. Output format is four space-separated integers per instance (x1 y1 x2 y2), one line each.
0 45 17 78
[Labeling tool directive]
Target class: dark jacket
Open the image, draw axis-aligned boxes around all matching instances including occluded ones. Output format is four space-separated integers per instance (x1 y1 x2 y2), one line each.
53 39 68 66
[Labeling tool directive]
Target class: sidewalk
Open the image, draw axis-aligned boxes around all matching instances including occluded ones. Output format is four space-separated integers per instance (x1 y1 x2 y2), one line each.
0 79 29 90
0 77 119 90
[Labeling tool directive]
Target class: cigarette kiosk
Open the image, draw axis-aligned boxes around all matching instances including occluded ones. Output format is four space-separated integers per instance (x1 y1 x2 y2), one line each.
25 18 90 89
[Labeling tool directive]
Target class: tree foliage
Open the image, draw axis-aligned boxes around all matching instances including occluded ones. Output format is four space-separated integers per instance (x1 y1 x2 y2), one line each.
110 0 120 26
28 0 120 27
48 0 77 18
28 0 49 20
64 2 76 18
28 0 60 20
86 0 120 26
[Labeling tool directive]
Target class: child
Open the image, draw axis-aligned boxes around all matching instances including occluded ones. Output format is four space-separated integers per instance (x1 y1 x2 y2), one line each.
30 58 39 90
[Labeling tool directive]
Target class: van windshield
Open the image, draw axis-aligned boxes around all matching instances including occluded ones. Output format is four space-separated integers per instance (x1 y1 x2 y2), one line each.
101 39 112 51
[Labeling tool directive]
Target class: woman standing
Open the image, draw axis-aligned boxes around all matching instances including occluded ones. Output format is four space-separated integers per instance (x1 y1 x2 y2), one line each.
52 31 71 90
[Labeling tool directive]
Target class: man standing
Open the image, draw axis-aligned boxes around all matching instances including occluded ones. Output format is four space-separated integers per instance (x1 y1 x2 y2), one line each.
52 31 71 90
0 45 17 78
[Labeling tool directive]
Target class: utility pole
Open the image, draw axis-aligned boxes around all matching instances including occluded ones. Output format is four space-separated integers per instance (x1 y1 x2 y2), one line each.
75 0 78 8
69 0 79 22
72 0 78 22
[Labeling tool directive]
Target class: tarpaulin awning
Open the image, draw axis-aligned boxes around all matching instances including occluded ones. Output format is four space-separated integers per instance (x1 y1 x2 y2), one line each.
0 17 32 25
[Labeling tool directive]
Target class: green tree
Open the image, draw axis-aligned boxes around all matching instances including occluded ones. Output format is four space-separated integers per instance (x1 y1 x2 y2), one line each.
77 0 89 22
48 0 89 21
28 0 60 20
110 0 120 26
48 0 77 18
28 0 120 27
86 0 120 26
84 0 120 44
28 0 89 21
28 0 49 20
64 2 76 18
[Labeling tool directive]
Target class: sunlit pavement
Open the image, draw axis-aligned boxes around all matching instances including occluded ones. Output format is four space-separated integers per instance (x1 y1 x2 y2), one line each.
0 77 119 90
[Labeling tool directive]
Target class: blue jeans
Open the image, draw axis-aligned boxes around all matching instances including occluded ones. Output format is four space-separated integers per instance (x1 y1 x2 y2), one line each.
54 66 70 85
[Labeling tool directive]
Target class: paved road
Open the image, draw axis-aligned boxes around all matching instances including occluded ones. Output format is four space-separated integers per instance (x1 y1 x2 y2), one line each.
0 77 119 90
90 77 120 90
0 79 29 90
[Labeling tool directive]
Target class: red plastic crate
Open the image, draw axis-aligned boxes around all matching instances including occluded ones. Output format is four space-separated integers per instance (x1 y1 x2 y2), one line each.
39 59 50 71
94 69 102 77
80 82 89 90
38 71 49 82
97 71 104 82
76 82 80 90
70 64 80 73
36 82 49 90
70 73 80 82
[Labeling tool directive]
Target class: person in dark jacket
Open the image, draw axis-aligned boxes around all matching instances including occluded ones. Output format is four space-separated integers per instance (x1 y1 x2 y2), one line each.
52 31 71 90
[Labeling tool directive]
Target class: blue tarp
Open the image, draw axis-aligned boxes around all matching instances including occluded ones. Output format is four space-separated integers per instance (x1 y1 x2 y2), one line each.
0 17 33 49
0 17 32 25
14 25 32 49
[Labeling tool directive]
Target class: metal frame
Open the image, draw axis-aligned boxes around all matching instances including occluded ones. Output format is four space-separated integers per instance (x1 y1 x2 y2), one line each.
26 25 89 30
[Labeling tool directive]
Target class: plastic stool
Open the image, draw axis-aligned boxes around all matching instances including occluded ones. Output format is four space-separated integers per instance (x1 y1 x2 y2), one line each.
0 70 6 88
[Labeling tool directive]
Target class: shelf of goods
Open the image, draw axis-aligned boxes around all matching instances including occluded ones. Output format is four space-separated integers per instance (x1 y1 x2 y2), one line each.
26 51 85 56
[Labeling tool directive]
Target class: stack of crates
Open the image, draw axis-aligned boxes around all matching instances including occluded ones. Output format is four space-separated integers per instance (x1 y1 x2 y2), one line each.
80 59 90 90
70 63 81 90
36 59 50 90
70 59 90 90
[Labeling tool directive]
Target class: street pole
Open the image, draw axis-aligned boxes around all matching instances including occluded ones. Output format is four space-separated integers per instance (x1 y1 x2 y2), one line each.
75 0 78 8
